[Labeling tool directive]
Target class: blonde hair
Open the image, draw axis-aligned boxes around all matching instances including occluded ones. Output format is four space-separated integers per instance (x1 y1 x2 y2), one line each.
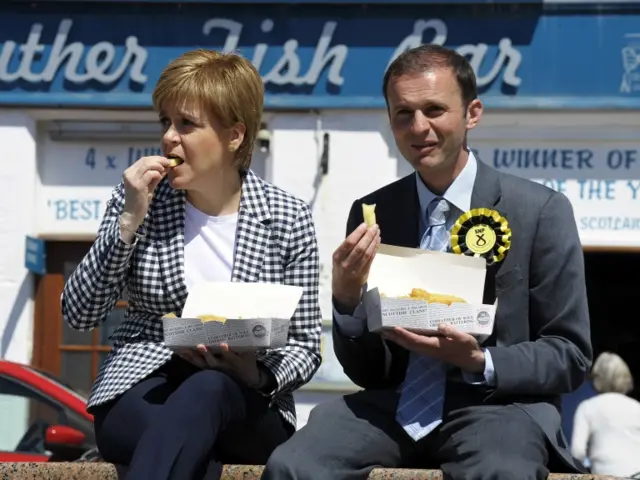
591 352 634 394
152 49 264 170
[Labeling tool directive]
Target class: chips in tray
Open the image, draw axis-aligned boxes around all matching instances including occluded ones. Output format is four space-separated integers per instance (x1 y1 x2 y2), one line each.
162 312 228 323
382 288 467 306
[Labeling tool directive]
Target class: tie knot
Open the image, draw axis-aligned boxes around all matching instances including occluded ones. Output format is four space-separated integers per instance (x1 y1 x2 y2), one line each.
427 197 449 226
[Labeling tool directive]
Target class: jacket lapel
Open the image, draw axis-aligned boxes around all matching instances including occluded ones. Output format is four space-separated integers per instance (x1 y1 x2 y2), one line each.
470 157 502 211
231 170 271 283
470 157 510 305
381 174 420 248
155 182 189 311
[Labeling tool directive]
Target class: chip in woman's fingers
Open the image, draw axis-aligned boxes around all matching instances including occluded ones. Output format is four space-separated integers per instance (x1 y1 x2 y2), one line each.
167 155 184 168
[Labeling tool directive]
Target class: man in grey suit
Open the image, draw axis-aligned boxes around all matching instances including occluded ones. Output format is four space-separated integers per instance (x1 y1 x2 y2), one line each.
262 45 592 480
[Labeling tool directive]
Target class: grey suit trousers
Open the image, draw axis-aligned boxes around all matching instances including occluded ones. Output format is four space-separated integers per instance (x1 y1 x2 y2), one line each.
262 389 549 480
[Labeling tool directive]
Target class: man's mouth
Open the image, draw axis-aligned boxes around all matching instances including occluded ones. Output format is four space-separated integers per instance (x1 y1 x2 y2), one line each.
411 141 438 152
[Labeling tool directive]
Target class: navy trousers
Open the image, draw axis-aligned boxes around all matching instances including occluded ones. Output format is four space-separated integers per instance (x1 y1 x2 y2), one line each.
91 356 293 480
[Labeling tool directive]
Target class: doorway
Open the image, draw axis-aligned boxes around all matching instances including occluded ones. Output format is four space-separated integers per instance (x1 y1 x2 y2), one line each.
561 249 640 443
584 249 640 398
32 241 128 397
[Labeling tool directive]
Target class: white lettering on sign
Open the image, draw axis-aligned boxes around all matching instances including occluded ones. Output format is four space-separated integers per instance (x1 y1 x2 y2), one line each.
0 19 148 84
202 18 348 87
389 19 522 88
471 138 640 246
47 199 104 221
0 17 524 90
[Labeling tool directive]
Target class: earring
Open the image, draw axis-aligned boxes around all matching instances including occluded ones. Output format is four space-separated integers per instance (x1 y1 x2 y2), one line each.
229 145 236 153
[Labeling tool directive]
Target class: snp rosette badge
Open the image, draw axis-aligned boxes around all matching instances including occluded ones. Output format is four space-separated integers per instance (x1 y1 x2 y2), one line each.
450 208 511 265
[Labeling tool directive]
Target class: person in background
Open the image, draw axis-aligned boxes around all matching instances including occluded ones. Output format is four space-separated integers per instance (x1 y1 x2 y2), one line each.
572 352 640 477
61 49 322 480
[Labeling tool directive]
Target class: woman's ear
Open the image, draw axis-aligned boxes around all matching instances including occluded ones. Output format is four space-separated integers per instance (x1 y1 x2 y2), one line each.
228 123 247 152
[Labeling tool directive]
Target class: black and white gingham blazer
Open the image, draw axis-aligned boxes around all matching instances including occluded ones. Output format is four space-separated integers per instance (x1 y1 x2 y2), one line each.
61 169 323 430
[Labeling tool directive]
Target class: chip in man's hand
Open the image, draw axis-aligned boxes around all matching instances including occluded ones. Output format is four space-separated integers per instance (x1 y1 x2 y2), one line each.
362 203 376 227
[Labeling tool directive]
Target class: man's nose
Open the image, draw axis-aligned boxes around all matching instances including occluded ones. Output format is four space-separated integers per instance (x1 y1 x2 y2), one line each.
411 111 430 135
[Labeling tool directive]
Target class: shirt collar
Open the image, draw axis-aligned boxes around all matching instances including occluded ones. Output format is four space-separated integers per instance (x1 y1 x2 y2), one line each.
415 149 477 219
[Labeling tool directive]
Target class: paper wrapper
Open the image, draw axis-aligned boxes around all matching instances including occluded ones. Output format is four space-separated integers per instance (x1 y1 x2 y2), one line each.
363 245 497 341
162 282 304 351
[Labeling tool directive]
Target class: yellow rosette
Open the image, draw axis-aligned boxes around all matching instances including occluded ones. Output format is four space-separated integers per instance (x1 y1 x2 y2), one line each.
450 208 511 265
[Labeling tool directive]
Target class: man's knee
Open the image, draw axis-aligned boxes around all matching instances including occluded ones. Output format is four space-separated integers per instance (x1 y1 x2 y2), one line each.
307 396 341 422
443 455 549 480
262 403 342 480
482 456 549 480
263 443 313 480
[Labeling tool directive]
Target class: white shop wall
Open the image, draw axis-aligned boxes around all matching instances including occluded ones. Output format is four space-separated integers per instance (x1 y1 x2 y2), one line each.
269 111 398 397
0 111 37 451
468 124 640 247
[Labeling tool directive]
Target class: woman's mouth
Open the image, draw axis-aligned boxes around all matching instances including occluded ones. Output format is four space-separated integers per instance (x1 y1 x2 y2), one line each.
167 155 184 168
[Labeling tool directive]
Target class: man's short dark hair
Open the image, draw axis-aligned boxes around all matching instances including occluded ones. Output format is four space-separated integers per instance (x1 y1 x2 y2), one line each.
382 44 478 108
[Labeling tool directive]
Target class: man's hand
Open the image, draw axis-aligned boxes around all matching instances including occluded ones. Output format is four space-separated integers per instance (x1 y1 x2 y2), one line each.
332 222 380 311
382 324 486 374
176 344 263 388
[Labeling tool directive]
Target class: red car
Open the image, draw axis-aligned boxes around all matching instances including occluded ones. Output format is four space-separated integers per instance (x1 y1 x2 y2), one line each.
0 360 95 462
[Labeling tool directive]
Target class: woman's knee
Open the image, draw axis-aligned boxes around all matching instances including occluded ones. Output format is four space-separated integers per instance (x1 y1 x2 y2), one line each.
181 369 240 395
94 407 138 465
91 377 169 463
172 370 244 412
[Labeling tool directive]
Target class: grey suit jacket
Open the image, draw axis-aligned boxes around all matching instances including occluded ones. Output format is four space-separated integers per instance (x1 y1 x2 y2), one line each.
332 159 593 470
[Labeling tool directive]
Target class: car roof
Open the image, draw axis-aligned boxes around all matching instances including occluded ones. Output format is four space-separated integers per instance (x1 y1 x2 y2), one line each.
0 360 92 421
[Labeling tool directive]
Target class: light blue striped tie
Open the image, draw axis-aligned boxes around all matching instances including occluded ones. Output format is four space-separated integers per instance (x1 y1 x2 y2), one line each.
396 197 450 441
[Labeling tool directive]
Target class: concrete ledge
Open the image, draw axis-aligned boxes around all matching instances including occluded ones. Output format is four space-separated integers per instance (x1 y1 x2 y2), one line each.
0 463 623 479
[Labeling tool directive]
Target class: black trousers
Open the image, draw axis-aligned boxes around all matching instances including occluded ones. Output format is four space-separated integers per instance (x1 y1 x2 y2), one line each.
91 355 293 480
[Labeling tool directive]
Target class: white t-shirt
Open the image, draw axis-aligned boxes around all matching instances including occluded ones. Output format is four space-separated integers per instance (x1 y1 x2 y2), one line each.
571 392 640 477
183 200 237 290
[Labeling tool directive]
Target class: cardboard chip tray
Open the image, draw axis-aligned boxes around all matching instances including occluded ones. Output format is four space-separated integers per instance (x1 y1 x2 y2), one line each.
363 244 497 341
162 282 304 351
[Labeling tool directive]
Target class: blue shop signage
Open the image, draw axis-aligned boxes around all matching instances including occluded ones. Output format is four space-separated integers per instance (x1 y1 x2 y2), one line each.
0 4 638 109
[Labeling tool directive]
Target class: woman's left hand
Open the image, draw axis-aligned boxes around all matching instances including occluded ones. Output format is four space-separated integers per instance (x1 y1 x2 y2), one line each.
178 344 262 387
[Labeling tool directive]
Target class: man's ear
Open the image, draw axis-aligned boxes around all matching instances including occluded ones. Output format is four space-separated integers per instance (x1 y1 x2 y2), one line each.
465 99 483 131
